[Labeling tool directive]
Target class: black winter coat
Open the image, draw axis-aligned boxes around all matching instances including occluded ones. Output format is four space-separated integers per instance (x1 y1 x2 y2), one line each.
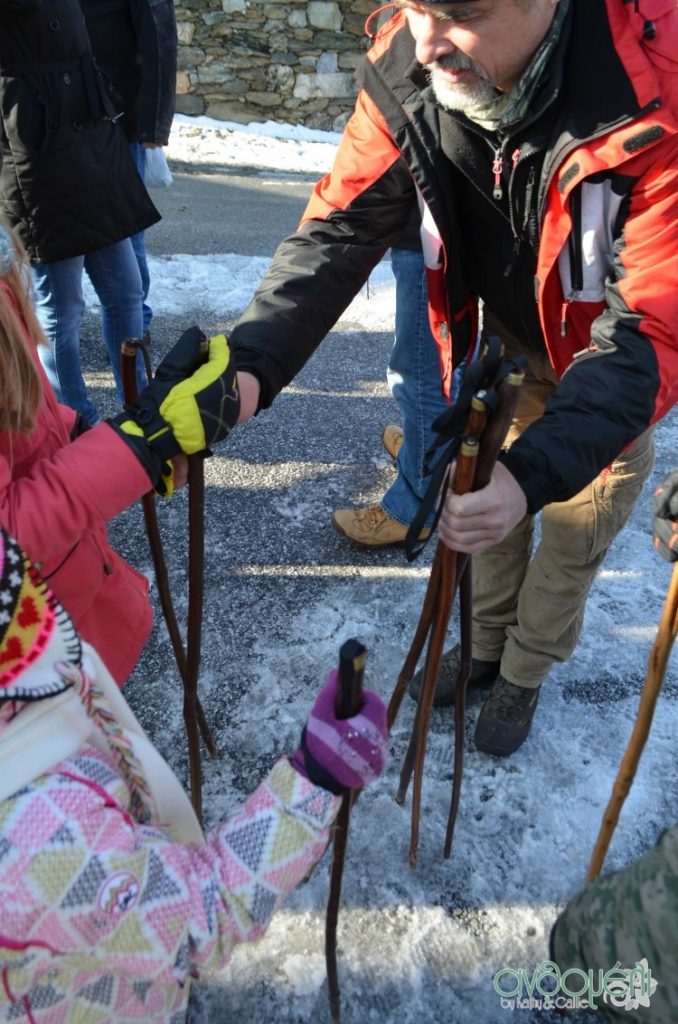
79 0 177 146
0 0 160 262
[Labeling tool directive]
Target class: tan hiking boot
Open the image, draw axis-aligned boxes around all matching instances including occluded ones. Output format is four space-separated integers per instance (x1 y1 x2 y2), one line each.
332 505 430 548
382 424 404 460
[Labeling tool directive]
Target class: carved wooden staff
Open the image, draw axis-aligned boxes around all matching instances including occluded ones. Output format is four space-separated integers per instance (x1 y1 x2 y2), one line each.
387 395 488 730
120 338 216 824
443 371 524 858
325 637 366 1024
587 560 678 880
388 370 524 865
394 438 479 868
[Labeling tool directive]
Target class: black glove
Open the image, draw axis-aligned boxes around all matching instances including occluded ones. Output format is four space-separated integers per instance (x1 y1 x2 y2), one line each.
108 325 240 494
653 470 678 561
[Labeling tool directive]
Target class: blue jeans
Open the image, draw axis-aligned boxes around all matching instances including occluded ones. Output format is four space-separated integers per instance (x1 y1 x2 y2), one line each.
381 247 450 527
129 141 152 334
34 238 146 427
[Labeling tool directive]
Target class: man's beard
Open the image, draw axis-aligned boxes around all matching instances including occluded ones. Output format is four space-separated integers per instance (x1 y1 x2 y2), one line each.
427 52 497 111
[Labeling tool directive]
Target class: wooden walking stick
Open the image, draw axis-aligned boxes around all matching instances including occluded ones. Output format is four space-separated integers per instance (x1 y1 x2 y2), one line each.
396 439 479 868
443 370 524 858
325 637 367 1024
120 337 216 824
388 357 524 864
183 450 209 821
386 396 488 731
444 563 472 859
587 560 678 881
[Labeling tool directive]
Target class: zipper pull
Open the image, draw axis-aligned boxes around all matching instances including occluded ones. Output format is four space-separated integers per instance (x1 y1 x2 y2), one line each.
511 147 521 169
492 147 503 200
560 297 572 336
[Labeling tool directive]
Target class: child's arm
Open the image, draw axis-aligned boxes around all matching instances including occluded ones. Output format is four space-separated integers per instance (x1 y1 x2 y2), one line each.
0 420 154 563
1 668 387 999
0 753 339 996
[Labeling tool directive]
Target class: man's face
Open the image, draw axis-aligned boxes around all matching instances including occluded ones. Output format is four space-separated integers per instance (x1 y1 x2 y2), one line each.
400 0 559 110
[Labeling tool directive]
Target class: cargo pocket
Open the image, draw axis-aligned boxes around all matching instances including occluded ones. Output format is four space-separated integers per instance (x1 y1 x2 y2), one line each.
590 429 655 559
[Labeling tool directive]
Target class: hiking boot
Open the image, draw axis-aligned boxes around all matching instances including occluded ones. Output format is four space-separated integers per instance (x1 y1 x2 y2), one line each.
407 644 500 708
332 505 430 548
474 675 541 756
382 424 404 460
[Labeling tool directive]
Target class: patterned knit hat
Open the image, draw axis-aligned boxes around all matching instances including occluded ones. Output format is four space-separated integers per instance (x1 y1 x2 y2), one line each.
0 528 81 704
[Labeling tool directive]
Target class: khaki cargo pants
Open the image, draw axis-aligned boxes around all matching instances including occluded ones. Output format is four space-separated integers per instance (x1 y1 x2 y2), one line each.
471 347 655 688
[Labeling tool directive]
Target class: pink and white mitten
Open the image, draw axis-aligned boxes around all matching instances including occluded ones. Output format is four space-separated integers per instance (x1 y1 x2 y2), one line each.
290 669 388 793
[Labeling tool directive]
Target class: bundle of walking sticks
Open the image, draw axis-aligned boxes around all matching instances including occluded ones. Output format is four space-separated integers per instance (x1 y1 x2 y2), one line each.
387 339 525 866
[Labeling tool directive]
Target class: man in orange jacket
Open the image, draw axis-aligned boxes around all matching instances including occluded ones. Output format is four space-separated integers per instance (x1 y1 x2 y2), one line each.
228 0 678 756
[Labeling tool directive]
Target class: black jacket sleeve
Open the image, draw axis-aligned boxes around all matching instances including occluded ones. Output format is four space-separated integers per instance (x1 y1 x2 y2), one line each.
129 0 177 145
230 160 416 408
499 301 659 513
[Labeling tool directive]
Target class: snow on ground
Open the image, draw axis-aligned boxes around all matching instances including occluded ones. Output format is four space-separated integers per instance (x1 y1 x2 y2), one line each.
97 115 677 1024
167 113 342 174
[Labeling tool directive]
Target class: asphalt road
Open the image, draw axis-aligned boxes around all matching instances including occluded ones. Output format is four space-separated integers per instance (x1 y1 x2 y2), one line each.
147 167 317 256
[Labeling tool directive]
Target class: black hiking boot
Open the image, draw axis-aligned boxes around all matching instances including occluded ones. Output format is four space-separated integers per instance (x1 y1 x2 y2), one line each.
407 644 500 708
474 675 541 756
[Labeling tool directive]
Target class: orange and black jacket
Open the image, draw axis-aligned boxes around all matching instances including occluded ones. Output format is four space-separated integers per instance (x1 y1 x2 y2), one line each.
231 0 678 513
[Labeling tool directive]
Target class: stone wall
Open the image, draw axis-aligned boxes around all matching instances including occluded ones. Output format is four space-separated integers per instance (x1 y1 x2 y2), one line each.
174 0 376 132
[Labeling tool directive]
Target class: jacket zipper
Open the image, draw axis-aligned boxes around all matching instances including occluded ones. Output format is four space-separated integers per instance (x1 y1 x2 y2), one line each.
463 129 546 343
536 98 662 336
505 145 543 345
561 184 583 336
491 144 505 200
491 142 521 202
505 143 541 263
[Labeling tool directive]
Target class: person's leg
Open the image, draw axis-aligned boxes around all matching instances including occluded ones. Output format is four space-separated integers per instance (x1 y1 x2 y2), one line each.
469 358 557 663
407 359 548 707
129 141 152 336
500 427 656 687
84 238 145 401
382 246 449 526
33 256 101 426
333 247 449 545
474 423 655 755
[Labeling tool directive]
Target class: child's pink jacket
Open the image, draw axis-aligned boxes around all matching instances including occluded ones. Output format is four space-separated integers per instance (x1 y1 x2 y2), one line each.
0 355 154 684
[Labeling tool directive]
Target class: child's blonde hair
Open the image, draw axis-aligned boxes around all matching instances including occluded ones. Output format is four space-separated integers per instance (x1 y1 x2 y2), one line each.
0 222 44 434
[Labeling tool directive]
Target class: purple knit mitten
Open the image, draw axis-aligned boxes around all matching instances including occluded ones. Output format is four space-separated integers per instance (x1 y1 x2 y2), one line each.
290 669 388 794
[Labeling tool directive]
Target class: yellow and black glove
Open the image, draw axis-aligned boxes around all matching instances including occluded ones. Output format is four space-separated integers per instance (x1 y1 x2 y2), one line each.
108 325 239 494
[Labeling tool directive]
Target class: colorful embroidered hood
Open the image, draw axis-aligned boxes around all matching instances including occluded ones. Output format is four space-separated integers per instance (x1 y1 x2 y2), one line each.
0 526 80 720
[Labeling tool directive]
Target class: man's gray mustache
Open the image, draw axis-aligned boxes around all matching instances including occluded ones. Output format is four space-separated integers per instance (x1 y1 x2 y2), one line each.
427 54 485 76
